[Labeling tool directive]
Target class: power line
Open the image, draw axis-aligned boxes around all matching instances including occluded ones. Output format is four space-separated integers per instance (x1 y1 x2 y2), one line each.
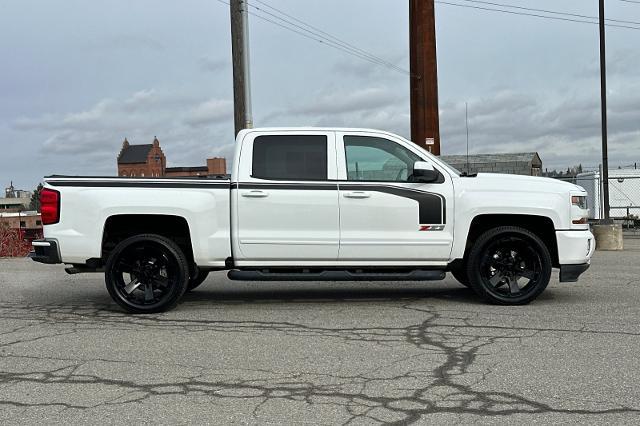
436 1 640 31
247 0 412 75
214 0 412 76
455 0 640 26
618 0 640 4
252 0 405 68
249 11 412 76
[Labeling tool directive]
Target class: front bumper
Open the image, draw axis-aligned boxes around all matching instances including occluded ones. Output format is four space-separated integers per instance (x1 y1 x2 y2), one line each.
29 239 62 264
559 263 590 282
555 229 594 283
555 229 595 265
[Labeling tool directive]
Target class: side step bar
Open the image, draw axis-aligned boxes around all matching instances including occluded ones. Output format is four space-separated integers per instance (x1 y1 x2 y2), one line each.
227 269 445 282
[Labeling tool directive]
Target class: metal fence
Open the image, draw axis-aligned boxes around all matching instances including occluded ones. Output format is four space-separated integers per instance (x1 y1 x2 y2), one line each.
553 174 640 229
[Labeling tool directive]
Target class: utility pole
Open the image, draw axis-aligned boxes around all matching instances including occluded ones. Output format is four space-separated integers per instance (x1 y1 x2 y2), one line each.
230 0 253 136
409 0 441 155
599 0 611 221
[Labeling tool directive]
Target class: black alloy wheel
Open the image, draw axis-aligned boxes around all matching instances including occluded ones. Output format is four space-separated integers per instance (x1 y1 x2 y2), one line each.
105 234 189 313
467 226 552 305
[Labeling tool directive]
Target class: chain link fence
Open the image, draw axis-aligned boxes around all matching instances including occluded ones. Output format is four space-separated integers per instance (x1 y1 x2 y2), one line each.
553 173 640 230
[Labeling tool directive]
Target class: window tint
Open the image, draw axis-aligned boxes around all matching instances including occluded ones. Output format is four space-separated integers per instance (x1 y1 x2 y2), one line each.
344 136 421 181
252 135 328 180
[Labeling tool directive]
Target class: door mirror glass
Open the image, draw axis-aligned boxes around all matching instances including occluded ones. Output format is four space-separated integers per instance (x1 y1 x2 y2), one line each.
412 161 439 183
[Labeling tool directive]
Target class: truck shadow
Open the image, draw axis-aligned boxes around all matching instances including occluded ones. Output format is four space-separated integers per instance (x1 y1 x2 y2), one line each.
181 283 482 306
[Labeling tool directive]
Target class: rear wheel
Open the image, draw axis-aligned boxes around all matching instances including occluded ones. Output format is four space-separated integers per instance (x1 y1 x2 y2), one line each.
105 234 189 313
467 226 551 305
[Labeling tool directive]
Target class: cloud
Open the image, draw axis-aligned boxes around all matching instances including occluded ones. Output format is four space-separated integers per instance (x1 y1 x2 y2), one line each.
439 88 640 170
86 35 165 52
13 89 235 175
184 99 233 127
263 86 405 124
198 56 228 73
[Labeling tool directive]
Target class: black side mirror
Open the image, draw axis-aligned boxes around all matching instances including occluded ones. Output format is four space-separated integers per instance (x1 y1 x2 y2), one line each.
412 161 439 183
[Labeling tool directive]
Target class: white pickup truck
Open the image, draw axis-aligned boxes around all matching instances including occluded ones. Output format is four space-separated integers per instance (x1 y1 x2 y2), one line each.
31 128 594 313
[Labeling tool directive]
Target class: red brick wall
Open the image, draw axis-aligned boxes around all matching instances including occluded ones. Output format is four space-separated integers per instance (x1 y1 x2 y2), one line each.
165 169 208 177
207 158 227 175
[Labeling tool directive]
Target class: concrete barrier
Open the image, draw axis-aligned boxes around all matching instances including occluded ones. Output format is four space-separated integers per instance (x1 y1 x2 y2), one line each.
592 224 624 251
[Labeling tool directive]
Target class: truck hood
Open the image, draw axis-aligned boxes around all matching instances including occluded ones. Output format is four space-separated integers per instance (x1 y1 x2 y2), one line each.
456 173 586 194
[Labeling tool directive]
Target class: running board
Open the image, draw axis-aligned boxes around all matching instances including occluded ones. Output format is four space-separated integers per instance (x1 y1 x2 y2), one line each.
227 269 446 282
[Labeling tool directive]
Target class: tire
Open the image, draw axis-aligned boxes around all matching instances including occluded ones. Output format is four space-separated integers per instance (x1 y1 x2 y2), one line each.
466 226 552 305
450 266 471 288
105 234 189 313
187 269 210 291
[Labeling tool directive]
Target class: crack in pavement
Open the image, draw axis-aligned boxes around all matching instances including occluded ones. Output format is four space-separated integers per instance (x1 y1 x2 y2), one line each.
0 300 638 423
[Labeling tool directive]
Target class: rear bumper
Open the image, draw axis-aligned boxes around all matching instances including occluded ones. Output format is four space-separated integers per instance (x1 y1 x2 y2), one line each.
28 239 62 264
559 263 590 282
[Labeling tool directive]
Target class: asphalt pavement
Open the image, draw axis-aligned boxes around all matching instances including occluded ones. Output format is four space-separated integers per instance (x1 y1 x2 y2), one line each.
1 241 639 424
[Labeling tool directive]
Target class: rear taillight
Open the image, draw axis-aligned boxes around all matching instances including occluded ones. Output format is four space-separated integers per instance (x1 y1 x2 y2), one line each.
40 188 60 225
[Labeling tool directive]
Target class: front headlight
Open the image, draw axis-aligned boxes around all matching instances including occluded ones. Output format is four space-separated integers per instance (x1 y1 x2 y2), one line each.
571 195 587 209
571 195 588 225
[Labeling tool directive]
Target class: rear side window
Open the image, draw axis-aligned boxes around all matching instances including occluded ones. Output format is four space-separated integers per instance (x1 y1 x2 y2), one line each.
252 135 328 180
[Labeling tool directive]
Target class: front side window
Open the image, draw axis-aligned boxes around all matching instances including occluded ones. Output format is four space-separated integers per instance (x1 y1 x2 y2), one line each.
344 136 421 182
252 135 328 180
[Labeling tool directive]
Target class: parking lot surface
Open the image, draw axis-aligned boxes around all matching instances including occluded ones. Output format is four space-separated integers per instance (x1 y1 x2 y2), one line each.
1 240 639 424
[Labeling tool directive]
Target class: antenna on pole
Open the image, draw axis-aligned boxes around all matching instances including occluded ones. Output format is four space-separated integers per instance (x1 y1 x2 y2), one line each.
465 102 470 174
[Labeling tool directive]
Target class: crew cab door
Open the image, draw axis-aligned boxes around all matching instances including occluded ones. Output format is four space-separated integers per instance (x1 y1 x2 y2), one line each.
336 131 454 262
233 130 339 263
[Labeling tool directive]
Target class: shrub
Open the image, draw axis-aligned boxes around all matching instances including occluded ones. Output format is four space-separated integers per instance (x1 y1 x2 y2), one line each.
0 223 32 257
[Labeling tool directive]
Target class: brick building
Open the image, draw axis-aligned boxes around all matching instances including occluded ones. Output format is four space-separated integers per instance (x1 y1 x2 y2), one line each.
117 137 227 177
0 212 43 241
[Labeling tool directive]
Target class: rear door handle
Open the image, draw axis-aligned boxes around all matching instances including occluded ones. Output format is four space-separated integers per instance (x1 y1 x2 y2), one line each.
241 190 269 198
343 191 371 199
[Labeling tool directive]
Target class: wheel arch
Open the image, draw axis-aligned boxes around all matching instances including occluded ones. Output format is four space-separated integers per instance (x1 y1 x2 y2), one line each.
460 214 559 267
101 214 194 266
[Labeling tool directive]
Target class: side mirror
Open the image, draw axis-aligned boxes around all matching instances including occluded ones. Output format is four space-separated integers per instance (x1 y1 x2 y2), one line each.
412 161 439 183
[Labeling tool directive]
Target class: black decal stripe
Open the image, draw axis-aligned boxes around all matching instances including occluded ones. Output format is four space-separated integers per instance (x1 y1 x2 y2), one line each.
340 184 445 224
236 183 338 190
235 182 445 224
46 180 231 189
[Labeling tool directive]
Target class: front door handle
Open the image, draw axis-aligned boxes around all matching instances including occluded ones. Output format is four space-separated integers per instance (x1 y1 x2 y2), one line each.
241 190 269 198
343 191 371 199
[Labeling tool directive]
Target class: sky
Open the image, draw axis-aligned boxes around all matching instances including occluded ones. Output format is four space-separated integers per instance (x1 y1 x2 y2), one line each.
1 0 639 190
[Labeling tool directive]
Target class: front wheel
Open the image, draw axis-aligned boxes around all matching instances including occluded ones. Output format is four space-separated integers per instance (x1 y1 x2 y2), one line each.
467 226 552 305
105 234 189 313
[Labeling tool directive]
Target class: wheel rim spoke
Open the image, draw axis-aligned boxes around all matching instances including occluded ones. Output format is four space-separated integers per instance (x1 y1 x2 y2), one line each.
516 270 535 281
153 277 169 288
507 276 520 294
144 283 154 302
124 278 141 294
489 273 503 287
